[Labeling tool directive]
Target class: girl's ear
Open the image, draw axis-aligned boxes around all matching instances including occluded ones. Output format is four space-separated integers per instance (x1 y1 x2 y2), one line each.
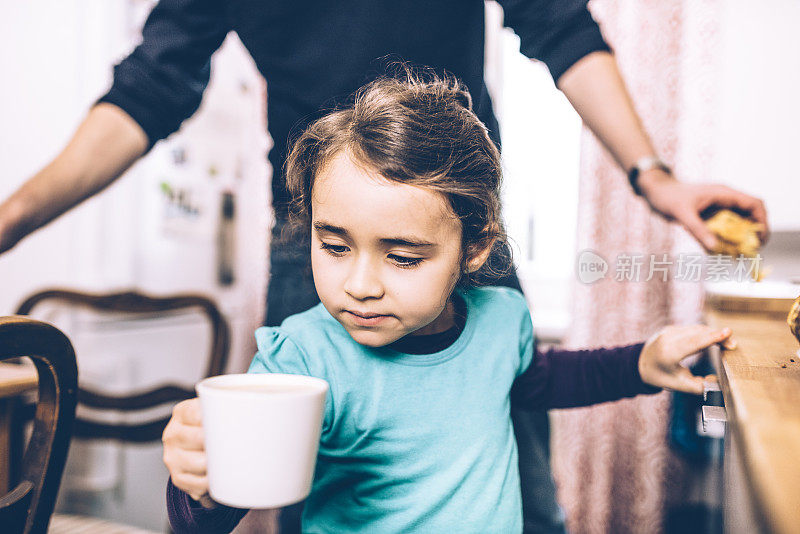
464 233 497 274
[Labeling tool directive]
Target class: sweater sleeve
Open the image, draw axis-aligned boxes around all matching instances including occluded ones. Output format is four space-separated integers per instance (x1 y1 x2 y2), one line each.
97 0 231 150
166 477 248 533
511 342 661 410
495 0 611 82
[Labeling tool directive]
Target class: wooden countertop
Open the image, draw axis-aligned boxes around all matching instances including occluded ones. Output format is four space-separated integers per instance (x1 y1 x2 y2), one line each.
0 362 38 399
705 304 800 534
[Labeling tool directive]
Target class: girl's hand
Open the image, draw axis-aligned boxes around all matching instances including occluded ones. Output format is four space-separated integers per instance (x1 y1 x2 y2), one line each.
162 398 216 508
638 325 736 394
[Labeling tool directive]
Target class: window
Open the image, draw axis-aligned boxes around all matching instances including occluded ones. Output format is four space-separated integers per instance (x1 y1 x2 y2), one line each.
486 5 582 341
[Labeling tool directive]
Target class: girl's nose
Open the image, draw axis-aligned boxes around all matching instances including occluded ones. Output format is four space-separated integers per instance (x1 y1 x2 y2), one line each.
343 257 384 300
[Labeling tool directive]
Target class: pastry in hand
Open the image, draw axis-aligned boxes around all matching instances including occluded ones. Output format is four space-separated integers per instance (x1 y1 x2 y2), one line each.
705 209 766 280
705 209 764 257
788 295 800 345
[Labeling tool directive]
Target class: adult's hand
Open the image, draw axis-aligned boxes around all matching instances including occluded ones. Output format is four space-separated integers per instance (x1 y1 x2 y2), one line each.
557 53 770 252
638 169 769 252
0 201 29 255
0 103 148 255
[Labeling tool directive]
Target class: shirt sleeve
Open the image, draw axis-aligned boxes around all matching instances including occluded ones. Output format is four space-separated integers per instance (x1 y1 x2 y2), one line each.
166 477 248 533
495 0 611 82
97 0 231 149
517 301 536 378
248 327 335 434
511 342 661 410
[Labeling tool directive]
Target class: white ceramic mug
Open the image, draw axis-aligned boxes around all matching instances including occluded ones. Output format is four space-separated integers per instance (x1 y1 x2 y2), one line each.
196 373 328 509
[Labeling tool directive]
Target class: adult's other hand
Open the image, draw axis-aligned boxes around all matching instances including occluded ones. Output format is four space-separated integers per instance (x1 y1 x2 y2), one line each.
638 169 769 252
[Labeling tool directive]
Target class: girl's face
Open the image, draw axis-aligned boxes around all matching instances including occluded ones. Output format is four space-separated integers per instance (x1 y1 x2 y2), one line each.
310 152 466 347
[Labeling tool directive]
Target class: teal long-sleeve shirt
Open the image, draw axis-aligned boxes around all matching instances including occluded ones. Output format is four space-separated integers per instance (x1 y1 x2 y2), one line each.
248 286 533 533
166 286 657 532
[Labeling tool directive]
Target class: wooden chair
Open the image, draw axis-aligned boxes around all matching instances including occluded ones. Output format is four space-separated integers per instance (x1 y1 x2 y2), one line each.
0 316 78 534
15 289 230 443
13 289 230 531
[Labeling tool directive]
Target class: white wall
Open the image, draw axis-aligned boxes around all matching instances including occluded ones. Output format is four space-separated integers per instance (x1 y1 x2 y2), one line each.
488 0 800 340
485 2 582 340
2 2 269 530
0 1 269 373
0 1 130 311
713 0 800 231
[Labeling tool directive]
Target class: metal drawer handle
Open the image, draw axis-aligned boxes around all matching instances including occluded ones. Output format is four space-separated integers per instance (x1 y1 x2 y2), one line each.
701 405 727 438
703 379 720 402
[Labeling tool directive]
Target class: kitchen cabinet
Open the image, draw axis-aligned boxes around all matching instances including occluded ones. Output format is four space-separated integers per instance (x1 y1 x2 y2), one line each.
705 299 800 534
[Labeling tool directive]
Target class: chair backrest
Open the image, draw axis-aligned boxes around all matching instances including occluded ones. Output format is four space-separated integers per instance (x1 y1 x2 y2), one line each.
15 289 230 443
0 316 78 534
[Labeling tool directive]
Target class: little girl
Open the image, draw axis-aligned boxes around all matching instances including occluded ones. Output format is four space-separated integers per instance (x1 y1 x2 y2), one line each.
163 72 731 533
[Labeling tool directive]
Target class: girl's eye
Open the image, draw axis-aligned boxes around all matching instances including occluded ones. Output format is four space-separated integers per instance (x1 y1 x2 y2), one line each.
320 242 349 256
389 254 423 268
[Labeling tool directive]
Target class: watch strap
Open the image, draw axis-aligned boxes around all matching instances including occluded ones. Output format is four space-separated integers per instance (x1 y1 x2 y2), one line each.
627 156 672 196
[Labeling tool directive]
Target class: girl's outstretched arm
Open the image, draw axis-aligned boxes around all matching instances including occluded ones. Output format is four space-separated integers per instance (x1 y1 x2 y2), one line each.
166 478 248 534
511 342 656 410
637 325 734 393
511 325 734 410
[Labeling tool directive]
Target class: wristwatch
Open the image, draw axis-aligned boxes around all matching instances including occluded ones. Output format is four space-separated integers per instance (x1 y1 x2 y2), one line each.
627 156 672 196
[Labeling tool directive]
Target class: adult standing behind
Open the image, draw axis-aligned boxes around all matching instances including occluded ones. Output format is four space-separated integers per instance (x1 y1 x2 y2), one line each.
0 1 768 533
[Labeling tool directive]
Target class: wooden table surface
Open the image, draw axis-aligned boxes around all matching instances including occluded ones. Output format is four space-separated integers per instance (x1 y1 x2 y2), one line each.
0 361 38 398
0 361 39 493
706 305 800 534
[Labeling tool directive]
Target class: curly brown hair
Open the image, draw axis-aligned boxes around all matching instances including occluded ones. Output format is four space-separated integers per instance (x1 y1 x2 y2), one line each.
284 67 511 286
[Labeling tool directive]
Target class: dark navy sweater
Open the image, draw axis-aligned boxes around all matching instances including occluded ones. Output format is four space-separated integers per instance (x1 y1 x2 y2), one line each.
98 0 609 213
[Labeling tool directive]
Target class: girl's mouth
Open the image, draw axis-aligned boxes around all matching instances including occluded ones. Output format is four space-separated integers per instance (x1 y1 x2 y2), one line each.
345 310 391 326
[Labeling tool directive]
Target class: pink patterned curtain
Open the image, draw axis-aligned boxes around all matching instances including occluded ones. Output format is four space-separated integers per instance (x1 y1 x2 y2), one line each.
550 1 722 532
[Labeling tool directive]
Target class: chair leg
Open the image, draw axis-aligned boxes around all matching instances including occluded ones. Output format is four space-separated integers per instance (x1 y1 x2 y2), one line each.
8 398 34 491
0 398 12 494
